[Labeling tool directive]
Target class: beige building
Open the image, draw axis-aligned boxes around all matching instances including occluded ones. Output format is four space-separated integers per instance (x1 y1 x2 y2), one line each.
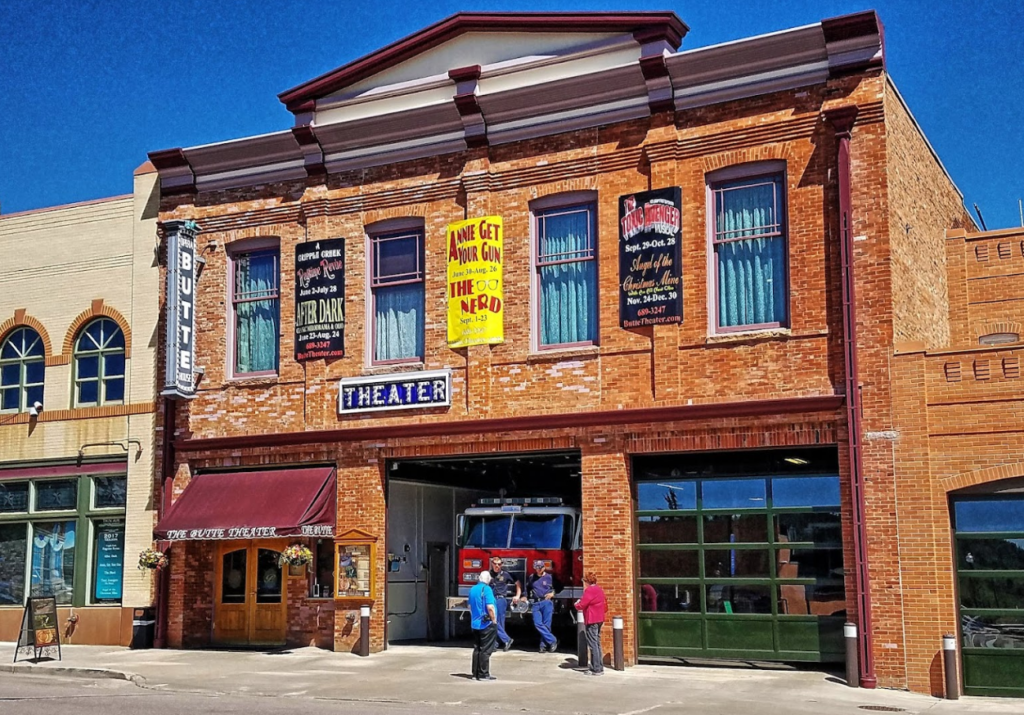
0 164 160 645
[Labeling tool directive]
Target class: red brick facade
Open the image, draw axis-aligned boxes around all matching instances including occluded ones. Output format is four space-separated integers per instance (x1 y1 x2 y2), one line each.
150 11 987 695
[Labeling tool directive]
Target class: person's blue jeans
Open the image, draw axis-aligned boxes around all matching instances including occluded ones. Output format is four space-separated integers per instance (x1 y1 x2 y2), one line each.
531 598 556 647
494 597 510 645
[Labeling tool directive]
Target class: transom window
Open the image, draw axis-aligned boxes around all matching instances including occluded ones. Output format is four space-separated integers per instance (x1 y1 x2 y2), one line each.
0 327 44 413
370 230 424 363
73 318 125 407
711 171 788 331
232 249 280 375
535 202 597 348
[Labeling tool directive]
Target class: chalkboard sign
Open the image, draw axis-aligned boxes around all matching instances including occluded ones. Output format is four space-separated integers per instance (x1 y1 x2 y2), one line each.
294 238 346 361
618 187 683 328
13 595 61 662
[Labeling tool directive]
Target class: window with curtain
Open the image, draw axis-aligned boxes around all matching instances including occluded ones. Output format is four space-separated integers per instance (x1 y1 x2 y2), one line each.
371 230 424 363
535 203 597 347
711 173 788 330
74 318 125 407
233 249 280 375
0 327 44 413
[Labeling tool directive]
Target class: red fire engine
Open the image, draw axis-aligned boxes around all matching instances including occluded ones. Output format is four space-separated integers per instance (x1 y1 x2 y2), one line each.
448 497 582 616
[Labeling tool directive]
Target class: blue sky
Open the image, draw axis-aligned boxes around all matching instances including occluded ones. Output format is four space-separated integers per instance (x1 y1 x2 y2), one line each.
1 1 1021 228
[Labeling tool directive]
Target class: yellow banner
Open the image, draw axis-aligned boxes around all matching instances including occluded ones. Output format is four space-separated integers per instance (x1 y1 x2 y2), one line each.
447 216 504 349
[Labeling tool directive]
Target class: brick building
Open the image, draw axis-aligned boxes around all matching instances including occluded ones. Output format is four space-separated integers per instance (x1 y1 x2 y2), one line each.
890 225 1024 698
0 165 161 646
145 10 986 695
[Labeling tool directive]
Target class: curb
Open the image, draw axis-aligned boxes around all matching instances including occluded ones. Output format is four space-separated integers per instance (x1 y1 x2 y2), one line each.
1 664 146 685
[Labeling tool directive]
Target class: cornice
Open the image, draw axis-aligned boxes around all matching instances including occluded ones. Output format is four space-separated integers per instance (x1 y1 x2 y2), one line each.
174 395 844 453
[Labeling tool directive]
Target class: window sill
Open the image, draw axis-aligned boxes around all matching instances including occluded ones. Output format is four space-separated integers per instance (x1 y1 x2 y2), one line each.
226 374 280 387
363 362 425 375
705 328 793 345
527 345 600 363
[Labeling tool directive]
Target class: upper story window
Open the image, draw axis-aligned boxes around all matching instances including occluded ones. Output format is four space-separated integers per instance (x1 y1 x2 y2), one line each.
710 168 788 331
370 229 424 363
534 200 597 348
73 318 125 407
232 248 280 375
0 327 44 413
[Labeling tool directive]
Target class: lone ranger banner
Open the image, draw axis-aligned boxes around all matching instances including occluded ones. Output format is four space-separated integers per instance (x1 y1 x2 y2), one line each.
618 188 683 328
294 238 346 361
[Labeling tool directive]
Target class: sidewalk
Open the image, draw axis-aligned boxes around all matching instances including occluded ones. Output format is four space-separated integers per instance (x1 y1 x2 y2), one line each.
1 641 1017 714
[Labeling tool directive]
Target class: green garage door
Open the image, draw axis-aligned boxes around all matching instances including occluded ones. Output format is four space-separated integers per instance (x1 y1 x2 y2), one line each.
953 497 1024 697
636 468 845 663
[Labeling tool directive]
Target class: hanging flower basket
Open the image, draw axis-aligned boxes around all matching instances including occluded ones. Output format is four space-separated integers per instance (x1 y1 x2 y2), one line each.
138 547 169 571
279 544 313 568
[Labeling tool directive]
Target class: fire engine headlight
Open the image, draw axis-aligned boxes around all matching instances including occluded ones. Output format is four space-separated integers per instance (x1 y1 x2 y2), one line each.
464 573 479 582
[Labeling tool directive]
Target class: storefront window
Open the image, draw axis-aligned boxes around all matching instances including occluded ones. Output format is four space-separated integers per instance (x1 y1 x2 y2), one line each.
310 539 334 598
35 479 78 511
0 523 27 605
30 521 76 603
0 471 126 607
0 482 29 513
93 476 127 509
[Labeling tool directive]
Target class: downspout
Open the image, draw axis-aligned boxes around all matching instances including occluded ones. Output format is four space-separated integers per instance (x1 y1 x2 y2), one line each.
153 396 176 648
826 105 877 689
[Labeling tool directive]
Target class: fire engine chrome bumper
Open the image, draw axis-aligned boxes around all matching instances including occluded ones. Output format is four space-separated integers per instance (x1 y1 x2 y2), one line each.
447 589 584 612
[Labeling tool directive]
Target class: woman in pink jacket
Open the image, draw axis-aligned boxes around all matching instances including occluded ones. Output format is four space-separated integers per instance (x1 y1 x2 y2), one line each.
574 572 607 675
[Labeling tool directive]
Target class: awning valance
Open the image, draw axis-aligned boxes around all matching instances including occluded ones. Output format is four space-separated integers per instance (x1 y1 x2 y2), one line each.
154 467 336 541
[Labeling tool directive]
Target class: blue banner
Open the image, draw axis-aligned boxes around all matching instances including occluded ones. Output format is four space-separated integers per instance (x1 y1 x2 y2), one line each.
94 525 124 601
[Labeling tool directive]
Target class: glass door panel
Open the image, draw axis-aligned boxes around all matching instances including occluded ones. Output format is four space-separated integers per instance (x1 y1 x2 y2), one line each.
255 548 283 604
221 549 247 604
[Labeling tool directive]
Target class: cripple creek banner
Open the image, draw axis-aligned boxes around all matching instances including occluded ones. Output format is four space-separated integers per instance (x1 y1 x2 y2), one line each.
294 238 346 361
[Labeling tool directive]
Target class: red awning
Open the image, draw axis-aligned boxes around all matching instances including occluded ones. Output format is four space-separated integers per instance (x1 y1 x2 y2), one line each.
154 467 336 541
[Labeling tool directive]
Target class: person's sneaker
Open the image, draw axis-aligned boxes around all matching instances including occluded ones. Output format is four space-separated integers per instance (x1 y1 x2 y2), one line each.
548 638 559 652
477 675 497 681
583 670 605 676
503 638 514 652
538 644 547 653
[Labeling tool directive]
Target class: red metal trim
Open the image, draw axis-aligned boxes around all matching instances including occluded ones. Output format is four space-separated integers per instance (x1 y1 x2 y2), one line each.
174 395 844 452
0 460 125 480
825 104 876 689
278 12 688 111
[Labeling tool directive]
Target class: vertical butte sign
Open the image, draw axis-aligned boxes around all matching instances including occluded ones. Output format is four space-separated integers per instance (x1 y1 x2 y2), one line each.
163 220 198 399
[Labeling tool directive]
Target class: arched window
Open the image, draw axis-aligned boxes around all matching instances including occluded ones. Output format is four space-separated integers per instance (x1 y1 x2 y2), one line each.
0 327 44 412
73 318 125 407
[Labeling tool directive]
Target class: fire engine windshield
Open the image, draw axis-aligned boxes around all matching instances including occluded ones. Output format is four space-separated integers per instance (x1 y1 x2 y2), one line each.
510 515 569 549
462 515 512 548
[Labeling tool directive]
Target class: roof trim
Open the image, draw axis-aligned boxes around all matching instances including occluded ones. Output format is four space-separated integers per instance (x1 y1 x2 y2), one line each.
278 11 688 112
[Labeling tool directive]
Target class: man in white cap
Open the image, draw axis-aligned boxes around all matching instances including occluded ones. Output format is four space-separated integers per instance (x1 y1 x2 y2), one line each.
469 570 498 680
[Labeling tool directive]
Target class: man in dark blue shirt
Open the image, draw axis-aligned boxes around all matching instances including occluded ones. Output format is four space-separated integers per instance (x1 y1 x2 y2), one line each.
488 556 522 652
526 560 560 652
469 570 498 680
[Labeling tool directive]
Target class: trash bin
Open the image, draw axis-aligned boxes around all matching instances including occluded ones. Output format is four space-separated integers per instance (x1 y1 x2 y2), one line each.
130 607 156 649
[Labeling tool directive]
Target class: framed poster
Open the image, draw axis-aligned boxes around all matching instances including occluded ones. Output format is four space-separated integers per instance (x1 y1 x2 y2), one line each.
618 187 683 328
295 238 346 361
335 529 377 602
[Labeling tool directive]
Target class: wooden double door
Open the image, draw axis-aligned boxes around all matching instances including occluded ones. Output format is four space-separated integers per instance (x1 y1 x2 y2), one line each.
214 540 288 646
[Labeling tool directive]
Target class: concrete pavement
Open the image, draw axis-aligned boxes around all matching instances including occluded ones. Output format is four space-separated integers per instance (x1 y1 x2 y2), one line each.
1 641 1019 714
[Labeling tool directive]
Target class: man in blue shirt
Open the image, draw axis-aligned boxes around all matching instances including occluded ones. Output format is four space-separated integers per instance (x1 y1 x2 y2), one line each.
469 570 498 680
526 560 560 652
